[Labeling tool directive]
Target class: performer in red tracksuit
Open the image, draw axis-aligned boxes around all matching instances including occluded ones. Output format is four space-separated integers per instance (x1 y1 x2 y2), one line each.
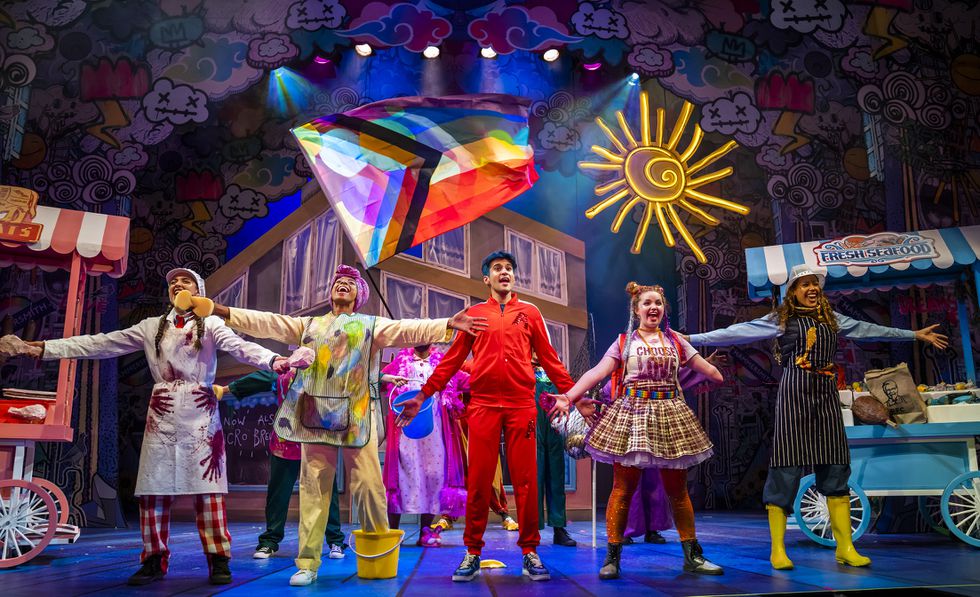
396 250 575 582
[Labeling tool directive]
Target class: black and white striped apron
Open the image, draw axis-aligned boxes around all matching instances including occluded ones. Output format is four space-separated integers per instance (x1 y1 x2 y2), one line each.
771 316 849 467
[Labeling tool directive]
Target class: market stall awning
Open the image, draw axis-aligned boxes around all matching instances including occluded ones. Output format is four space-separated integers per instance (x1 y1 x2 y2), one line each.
745 225 980 299
0 205 130 277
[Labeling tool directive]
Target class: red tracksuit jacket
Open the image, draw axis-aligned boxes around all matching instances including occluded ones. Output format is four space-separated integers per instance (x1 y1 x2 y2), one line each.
421 293 574 408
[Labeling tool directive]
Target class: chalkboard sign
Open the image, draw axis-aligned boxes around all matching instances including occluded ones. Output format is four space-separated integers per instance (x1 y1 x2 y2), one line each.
220 391 278 486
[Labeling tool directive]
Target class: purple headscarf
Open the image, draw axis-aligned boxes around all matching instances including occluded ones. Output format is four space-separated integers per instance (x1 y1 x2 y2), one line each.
327 264 370 311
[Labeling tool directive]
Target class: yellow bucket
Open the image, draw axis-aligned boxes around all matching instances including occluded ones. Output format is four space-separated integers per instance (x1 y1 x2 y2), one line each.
350 529 404 579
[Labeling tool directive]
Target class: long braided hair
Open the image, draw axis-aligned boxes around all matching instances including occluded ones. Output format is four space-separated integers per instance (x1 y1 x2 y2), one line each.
153 305 205 357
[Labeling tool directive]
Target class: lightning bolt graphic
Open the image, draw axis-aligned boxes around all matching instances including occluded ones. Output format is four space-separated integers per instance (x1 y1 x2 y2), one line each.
773 112 810 155
86 99 130 149
864 6 908 60
182 201 212 236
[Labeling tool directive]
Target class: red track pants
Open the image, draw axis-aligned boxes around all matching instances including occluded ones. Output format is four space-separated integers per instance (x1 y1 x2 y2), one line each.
464 403 540 554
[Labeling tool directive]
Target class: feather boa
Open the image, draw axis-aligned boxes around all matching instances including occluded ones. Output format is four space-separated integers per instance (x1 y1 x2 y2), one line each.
382 347 467 516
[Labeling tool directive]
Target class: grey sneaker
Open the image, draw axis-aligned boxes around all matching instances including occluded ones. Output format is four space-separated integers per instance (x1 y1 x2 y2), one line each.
328 543 345 559
522 552 551 581
452 553 481 582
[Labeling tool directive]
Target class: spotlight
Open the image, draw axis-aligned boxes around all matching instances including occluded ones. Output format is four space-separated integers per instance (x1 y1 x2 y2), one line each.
313 55 331 64
355 43 373 57
423 45 440 59
543 49 560 62
628 73 640 85
583 62 601 71
480 46 497 59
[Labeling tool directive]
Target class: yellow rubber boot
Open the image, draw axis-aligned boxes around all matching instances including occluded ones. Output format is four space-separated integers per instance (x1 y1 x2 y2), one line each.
766 505 794 570
827 496 871 567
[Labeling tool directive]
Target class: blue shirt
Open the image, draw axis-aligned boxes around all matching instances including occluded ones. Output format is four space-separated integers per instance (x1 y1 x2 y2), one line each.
688 311 916 346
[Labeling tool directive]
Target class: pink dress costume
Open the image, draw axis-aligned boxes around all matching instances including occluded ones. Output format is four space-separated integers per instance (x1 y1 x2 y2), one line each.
382 347 468 518
42 271 278 575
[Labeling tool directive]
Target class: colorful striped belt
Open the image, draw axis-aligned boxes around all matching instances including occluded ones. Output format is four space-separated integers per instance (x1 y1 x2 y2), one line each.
622 387 677 400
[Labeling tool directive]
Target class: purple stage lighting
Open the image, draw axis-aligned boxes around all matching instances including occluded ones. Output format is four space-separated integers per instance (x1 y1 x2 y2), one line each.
583 62 601 71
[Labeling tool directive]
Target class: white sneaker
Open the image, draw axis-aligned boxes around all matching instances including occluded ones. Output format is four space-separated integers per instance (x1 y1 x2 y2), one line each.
289 569 317 586
328 543 345 559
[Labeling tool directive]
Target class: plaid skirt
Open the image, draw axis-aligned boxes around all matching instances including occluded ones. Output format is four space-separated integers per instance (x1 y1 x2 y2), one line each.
586 384 713 469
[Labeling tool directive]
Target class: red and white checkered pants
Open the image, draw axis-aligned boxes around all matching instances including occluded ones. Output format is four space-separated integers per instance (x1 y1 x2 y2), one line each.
139 494 232 571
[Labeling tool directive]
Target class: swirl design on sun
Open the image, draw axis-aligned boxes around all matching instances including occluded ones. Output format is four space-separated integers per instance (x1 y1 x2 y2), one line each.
579 91 749 263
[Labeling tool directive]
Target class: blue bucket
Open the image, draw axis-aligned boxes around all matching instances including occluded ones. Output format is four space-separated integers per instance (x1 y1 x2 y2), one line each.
390 389 434 439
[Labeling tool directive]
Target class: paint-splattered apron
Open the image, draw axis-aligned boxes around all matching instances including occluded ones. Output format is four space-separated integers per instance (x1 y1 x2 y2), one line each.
274 313 379 448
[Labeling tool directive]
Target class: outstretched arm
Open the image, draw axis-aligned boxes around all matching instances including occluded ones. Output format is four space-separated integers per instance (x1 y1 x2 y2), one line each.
836 312 947 349
374 317 453 348
40 322 148 361
686 315 780 347
224 307 306 346
546 355 619 420
211 319 282 371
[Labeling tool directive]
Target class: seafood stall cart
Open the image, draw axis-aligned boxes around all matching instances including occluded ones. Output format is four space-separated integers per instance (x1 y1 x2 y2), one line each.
743 225 980 547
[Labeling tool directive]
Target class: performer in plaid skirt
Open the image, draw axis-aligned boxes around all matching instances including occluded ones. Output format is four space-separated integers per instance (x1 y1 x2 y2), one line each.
547 282 724 579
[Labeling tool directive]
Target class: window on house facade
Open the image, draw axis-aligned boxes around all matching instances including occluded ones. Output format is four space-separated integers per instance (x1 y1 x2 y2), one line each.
505 228 567 304
281 210 342 315
544 319 569 365
400 224 470 275
213 272 248 310
381 273 469 321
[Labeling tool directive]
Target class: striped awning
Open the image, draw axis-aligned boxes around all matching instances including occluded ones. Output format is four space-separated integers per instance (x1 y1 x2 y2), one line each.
745 225 980 299
0 206 130 277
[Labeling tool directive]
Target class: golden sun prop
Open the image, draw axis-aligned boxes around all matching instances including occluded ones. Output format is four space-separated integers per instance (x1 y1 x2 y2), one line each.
579 91 749 264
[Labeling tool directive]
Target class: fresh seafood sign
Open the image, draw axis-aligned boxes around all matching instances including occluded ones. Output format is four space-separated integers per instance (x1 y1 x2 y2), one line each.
813 232 939 267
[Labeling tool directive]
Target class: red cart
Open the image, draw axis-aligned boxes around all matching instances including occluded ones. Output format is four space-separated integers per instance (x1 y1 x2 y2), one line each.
0 186 129 567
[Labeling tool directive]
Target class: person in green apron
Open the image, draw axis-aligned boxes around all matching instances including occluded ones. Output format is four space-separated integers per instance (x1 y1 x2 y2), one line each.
686 264 948 570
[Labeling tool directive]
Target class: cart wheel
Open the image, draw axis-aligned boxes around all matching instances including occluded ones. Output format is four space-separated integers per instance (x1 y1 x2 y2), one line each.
30 478 70 526
794 474 871 547
0 480 58 568
941 471 980 547
917 495 950 536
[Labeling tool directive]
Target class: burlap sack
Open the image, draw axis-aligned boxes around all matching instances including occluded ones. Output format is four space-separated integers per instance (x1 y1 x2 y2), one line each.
864 363 928 423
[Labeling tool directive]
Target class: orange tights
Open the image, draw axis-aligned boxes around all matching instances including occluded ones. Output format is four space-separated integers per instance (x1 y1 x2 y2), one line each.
606 463 696 544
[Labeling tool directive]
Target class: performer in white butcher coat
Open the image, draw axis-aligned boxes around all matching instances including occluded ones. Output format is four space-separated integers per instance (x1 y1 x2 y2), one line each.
14 268 288 586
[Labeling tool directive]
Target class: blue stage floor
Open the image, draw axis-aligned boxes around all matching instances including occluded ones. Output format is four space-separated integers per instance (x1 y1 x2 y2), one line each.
2 512 979 596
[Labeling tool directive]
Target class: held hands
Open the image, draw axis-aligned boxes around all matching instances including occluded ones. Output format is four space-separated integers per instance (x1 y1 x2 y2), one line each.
0 335 43 360
382 374 409 387
544 392 600 426
448 308 488 337
915 324 949 351
173 290 215 318
272 356 291 374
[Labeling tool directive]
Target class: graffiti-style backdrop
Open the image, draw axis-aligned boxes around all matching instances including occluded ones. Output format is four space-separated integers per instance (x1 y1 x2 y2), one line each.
1 1 977 524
